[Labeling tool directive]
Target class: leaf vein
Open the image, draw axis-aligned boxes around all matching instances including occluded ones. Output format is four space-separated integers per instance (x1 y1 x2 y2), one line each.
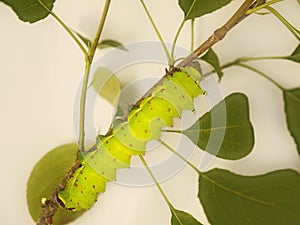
202 174 277 207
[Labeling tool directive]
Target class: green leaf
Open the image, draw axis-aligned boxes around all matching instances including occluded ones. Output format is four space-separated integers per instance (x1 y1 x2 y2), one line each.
171 208 203 225
179 0 232 20
27 144 85 224
91 67 121 105
0 0 55 23
74 31 92 48
201 48 224 79
255 12 271 16
73 33 126 51
283 88 300 155
97 39 127 51
183 93 254 160
286 44 300 63
199 169 300 225
298 0 300 6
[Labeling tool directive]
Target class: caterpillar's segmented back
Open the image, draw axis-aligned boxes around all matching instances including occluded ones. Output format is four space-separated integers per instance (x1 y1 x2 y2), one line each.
57 66 204 211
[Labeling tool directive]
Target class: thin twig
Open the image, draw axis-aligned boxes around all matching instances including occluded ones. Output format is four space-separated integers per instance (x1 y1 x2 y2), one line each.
191 19 195 52
36 1 112 224
78 0 111 152
140 0 172 64
36 159 81 225
236 63 284 90
171 0 197 63
266 6 300 41
36 0 88 56
177 0 266 68
138 155 173 206
135 0 266 105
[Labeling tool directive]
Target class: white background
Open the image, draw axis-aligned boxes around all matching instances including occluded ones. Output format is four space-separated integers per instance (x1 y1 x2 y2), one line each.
1 0 300 225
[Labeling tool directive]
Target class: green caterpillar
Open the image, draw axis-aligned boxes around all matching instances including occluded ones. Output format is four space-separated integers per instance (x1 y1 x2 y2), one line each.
57 66 204 211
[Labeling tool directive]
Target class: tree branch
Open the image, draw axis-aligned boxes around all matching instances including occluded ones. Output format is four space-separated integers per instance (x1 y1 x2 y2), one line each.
177 0 266 68
36 159 81 225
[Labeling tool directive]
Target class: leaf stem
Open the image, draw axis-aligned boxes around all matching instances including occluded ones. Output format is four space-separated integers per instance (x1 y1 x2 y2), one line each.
78 61 91 151
171 0 197 64
140 0 172 65
221 55 286 68
36 0 88 56
205 58 285 90
178 0 263 68
171 19 186 64
78 0 111 152
162 129 182 134
138 155 173 207
161 142 202 175
265 6 300 42
88 0 111 61
236 63 285 90
237 55 287 61
203 55 287 77
246 0 282 15
139 154 195 224
191 19 195 52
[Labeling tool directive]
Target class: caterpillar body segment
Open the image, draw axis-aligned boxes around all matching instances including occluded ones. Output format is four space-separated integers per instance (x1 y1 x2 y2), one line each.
96 135 132 165
57 66 204 211
57 163 107 210
154 78 194 111
127 107 166 140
